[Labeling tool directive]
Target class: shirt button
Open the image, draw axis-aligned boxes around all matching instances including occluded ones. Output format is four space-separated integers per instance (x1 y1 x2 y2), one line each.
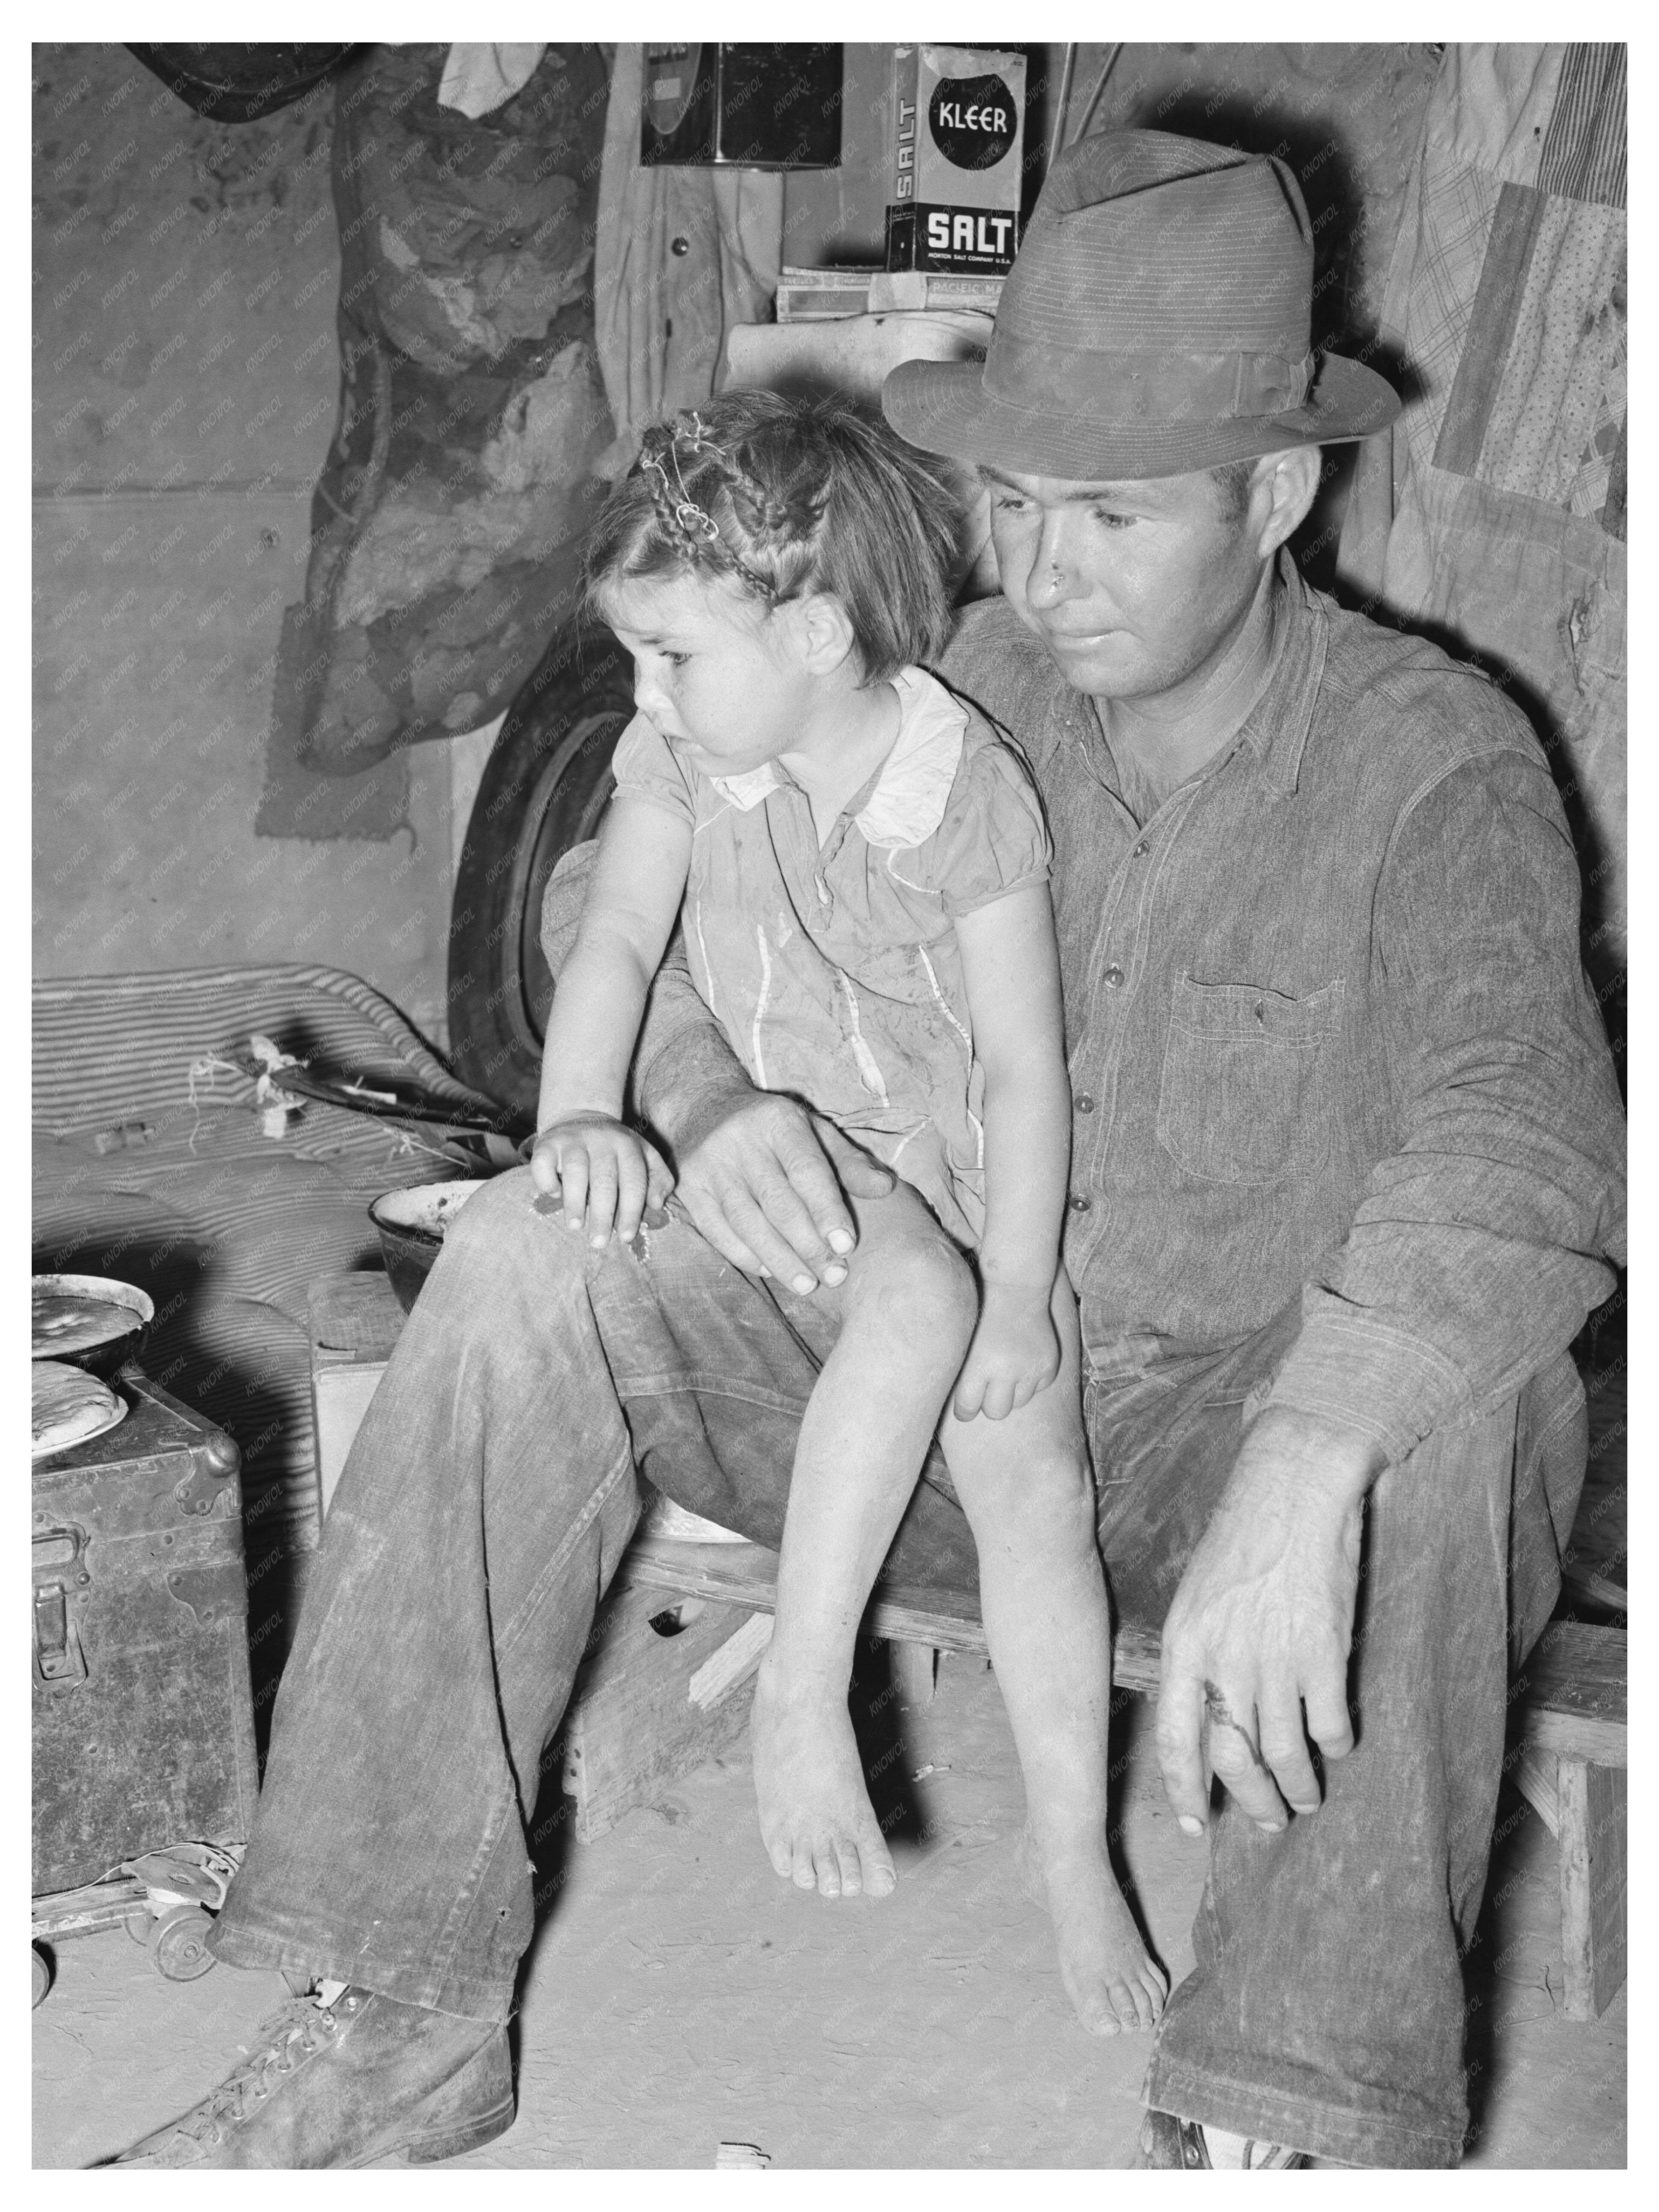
1103 964 1125 989
670 235 691 256
1068 1193 1092 1213
1075 1093 1096 1114
1131 840 1150 858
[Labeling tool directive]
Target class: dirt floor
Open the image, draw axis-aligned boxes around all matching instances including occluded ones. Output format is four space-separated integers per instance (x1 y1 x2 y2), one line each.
34 1653 1624 2171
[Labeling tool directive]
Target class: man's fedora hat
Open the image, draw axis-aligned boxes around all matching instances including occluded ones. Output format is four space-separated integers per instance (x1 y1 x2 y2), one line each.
884 128 1400 480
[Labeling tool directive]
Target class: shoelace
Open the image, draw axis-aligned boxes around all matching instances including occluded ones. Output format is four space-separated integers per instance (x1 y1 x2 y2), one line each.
173 1997 345 2144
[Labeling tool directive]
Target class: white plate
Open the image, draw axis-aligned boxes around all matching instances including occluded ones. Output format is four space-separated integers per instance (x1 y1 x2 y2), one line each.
32 1366 128 1460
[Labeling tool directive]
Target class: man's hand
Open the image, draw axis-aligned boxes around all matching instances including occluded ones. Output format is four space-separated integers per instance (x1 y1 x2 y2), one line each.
675 1094 894 1295
1155 1407 1384 1837
531 1113 673 1248
951 1282 1060 1422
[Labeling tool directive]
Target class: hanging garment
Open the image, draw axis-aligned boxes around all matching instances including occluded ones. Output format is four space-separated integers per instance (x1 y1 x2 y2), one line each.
592 43 784 475
292 43 614 774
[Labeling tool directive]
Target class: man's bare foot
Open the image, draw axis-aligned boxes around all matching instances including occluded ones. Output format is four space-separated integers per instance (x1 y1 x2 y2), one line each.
1017 1822 1168 2035
750 1655 896 1900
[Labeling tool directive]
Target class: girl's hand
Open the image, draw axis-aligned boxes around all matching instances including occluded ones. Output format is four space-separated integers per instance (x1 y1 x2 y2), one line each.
951 1282 1060 1422
530 1113 674 1249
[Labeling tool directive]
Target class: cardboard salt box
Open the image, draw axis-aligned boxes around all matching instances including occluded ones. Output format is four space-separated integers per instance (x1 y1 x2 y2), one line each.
885 45 1027 276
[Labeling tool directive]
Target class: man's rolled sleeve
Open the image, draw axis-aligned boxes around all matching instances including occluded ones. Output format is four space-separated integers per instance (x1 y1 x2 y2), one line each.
1264 1310 1483 1465
1262 742 1625 1461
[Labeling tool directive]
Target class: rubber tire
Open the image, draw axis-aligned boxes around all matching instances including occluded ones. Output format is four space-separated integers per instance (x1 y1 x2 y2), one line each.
32 1945 51 2009
446 624 635 1121
149 1903 217 1982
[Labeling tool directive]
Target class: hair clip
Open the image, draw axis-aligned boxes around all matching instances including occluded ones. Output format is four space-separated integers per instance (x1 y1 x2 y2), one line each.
637 423 779 599
640 435 718 540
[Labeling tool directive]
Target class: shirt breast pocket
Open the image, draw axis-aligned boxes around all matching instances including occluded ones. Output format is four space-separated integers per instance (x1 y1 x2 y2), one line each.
1155 976 1344 1186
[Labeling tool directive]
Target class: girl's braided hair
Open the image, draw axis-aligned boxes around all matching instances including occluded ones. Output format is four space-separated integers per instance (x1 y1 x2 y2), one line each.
583 390 962 682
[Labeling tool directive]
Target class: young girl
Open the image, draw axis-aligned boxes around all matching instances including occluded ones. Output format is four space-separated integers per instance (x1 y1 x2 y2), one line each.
532 391 1165 2039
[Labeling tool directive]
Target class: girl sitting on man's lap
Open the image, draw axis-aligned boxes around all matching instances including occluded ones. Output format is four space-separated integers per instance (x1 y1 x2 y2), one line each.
531 390 1165 2038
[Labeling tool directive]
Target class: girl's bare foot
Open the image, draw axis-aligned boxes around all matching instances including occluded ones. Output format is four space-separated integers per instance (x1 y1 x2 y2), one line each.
751 1655 897 1899
1017 1822 1168 2035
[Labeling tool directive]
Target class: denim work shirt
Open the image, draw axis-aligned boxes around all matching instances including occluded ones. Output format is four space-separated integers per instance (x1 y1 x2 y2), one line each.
909 557 1625 1464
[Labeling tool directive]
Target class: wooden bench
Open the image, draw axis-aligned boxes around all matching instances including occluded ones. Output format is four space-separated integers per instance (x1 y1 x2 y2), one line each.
307 1274 1626 2017
622 1538 1627 2019
622 1530 1162 1691
1505 1618 1627 2020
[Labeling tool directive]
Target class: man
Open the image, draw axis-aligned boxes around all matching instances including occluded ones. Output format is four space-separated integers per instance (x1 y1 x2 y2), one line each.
116 130 1624 2170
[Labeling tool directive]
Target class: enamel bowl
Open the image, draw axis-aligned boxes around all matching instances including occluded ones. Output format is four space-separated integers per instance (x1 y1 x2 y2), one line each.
368 1180 487 1313
31 1274 155 1378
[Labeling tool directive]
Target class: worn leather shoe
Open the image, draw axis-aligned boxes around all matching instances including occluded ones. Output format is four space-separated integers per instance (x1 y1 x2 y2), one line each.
105 1986 514 2168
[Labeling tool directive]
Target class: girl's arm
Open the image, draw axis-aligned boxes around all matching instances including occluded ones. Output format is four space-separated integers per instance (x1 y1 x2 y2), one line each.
951 882 1072 1419
533 795 694 1244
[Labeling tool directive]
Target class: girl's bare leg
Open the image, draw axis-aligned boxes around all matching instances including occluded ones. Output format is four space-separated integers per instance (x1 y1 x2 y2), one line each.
940 1272 1168 2035
752 1183 977 1902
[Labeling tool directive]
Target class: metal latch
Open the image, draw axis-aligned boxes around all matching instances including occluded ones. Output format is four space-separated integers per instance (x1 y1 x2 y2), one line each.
172 1431 241 1518
33 1527 89 1688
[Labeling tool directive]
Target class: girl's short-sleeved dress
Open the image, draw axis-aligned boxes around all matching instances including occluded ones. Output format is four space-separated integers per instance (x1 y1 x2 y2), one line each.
611 666 1052 1248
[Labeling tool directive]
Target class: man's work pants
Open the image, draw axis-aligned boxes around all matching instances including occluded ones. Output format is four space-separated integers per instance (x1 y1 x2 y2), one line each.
212 1169 1584 2169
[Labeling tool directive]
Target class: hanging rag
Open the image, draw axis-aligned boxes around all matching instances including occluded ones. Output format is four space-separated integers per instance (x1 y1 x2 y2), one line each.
283 43 614 776
438 44 547 118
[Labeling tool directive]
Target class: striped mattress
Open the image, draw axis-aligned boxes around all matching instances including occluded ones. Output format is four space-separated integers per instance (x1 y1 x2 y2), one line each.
33 964 497 1590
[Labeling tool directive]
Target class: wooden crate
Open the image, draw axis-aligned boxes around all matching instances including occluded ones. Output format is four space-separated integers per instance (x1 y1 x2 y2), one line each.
557 1581 767 1843
306 1275 405 1521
